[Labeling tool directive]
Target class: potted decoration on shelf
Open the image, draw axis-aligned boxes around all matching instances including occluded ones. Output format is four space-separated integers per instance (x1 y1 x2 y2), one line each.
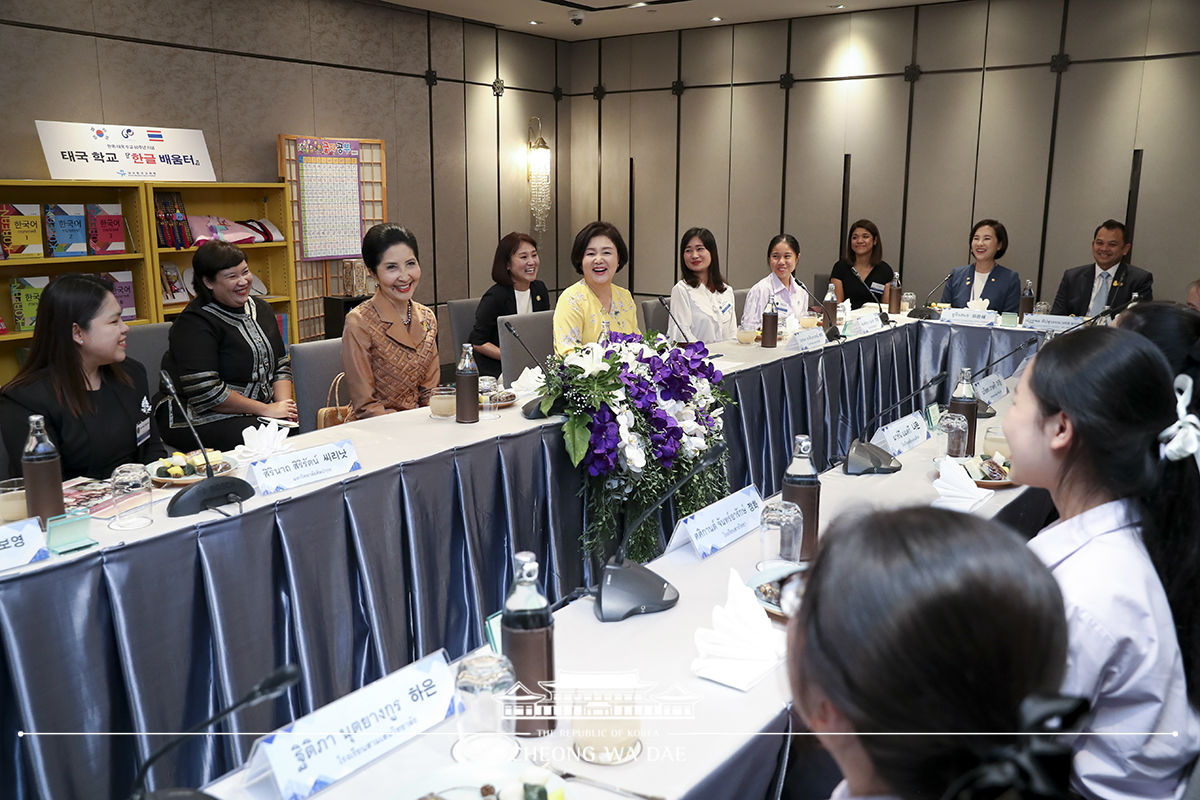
537 332 731 562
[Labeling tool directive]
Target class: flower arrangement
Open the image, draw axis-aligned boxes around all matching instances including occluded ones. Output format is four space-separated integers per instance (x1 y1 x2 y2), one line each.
538 332 731 562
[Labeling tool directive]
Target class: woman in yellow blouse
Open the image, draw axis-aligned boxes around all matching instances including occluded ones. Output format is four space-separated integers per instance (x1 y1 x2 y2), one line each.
553 221 640 354
341 223 439 419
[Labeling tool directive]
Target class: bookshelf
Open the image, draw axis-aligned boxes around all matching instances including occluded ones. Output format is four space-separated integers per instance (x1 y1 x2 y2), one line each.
144 182 298 343
0 180 153 381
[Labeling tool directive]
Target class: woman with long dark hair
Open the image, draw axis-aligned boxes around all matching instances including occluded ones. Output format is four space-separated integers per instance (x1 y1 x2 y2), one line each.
789 506 1073 800
1116 300 1200 413
667 227 736 343
1003 326 1200 798
0 273 163 479
467 231 550 378
830 219 895 310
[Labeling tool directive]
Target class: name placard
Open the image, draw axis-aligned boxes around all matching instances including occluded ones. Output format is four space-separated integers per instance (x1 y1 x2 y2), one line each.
0 518 49 573
786 328 829 353
846 313 884 337
247 650 456 800
667 484 764 559
869 411 929 457
973 374 1008 405
1023 313 1080 333
939 308 998 326
36 120 216 181
248 439 361 495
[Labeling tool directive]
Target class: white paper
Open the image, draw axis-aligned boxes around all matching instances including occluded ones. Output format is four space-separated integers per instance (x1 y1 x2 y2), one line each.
1023 313 1080 333
37 120 216 181
667 484 763 559
972 374 1007 405
0 518 48 573
786 328 828 352
869 411 929 457
248 439 361 495
939 308 998 326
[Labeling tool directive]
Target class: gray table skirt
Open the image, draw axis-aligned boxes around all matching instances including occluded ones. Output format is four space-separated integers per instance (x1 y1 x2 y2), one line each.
0 321 1042 800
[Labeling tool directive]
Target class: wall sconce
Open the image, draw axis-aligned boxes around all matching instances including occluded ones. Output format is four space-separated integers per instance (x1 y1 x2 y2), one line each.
527 116 551 233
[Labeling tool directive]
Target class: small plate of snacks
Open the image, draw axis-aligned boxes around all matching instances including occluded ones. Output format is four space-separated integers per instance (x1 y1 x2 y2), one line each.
962 452 1013 489
481 389 518 410
410 762 565 800
149 450 237 486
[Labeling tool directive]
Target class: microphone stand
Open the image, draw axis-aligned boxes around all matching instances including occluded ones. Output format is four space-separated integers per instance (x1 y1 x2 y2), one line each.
793 277 842 342
159 371 256 517
658 296 691 344
127 663 301 800
843 372 948 475
969 335 1040 419
907 273 953 320
848 264 890 325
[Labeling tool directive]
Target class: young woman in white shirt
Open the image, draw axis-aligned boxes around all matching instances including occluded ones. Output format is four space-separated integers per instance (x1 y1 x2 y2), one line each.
666 227 736 343
788 506 1073 800
740 233 811 329
1003 326 1200 800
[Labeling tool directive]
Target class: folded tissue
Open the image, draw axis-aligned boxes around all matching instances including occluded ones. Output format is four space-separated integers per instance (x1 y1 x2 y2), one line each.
690 569 786 692
932 455 993 512
965 297 992 311
235 420 292 462
510 366 544 396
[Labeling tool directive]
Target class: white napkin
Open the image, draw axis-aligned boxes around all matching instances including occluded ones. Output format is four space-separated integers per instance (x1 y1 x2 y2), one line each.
690 569 786 692
932 456 993 512
234 421 292 462
782 313 801 337
966 297 991 310
510 366 544 396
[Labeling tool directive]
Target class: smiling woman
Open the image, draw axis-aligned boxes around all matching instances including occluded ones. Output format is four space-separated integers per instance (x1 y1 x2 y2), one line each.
552 221 640 354
468 232 550 377
0 273 165 479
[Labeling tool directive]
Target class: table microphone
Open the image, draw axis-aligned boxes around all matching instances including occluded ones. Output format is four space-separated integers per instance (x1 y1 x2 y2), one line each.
844 371 947 475
658 296 691 344
127 662 301 800
849 266 890 325
793 276 842 342
907 273 953 320
503 321 562 420
159 371 256 517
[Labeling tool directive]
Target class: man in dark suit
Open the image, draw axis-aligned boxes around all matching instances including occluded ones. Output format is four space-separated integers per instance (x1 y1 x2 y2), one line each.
1050 219 1153 316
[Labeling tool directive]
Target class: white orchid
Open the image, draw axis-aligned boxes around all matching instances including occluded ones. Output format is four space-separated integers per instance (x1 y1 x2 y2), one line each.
564 343 610 377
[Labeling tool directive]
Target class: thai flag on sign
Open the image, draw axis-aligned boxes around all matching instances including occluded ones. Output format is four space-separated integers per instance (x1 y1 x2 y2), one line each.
146 130 163 141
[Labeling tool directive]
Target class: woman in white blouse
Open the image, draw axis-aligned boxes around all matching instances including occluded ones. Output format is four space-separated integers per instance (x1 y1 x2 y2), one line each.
1003 326 1200 800
666 227 736 343
740 233 811 329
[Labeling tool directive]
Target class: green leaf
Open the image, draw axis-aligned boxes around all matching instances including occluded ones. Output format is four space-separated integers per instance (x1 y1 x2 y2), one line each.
563 414 591 467
540 393 556 415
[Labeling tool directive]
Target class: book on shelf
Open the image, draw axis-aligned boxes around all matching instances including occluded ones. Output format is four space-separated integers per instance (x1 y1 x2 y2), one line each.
99 271 136 320
10 276 50 331
44 204 87 257
0 204 44 259
276 312 289 348
153 191 192 249
160 261 190 304
86 203 126 255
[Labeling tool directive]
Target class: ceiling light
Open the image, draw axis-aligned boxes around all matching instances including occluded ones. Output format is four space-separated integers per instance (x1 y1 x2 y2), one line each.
710 16 722 22
529 20 540 25
629 2 647 6
829 3 846 8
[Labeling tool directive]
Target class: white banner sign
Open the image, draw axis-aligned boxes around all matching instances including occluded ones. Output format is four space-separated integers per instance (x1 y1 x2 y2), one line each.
36 120 216 181
668 484 764 559
972 373 1008 405
786 328 829 353
938 308 998 326
0 518 48 573
247 650 456 800
1023 313 1081 334
248 439 361 495
869 411 929 457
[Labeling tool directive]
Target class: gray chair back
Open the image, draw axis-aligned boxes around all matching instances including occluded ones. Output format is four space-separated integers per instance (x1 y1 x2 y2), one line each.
125 322 172 395
447 297 480 353
733 288 749 322
290 338 345 433
497 310 555 387
812 272 831 299
641 298 670 335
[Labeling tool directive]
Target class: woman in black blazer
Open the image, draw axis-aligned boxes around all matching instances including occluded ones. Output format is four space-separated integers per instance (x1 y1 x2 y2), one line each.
468 231 551 377
0 274 164 480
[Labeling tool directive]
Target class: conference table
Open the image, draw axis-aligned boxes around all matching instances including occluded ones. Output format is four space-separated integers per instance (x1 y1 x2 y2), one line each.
0 316 1045 800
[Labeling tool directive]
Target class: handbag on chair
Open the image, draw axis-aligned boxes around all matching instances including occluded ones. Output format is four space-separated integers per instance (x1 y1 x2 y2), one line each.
317 372 351 429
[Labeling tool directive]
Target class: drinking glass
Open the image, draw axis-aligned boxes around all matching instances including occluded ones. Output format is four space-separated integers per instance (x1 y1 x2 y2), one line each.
900 291 917 313
758 500 804 571
566 676 643 766
0 478 27 523
479 376 501 421
451 651 521 763
938 413 969 461
1033 301 1051 315
429 386 456 419
109 464 154 530
982 426 1011 461
736 320 758 345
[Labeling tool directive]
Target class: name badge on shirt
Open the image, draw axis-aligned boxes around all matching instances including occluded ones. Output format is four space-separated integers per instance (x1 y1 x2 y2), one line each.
136 417 151 446
870 282 886 292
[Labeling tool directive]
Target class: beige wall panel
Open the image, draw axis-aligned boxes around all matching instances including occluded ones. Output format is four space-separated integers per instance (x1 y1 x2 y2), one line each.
985 0 1063 67
394 76 434 301
733 21 788 84
568 96 599 284
499 30 556 92
464 23 496 84
1129 56 1200 302
212 0 311 61
631 32 678 90
843 77 908 273
600 93 632 290
465 85 500 296
681 27 733 86
556 40 570 95
678 88 731 280
96 40 223 178
313 65 396 144
552 95 571 294
1 0 92 29
430 15 464 81
569 40 598 95
216 57 315 183
432 82 469 303
916 0 985 72
903 73 983 297
0 27 102 179
790 14 851 80
784 82 845 287
94 0 212 48
849 8 914 76
973 68 1055 295
1043 62 1142 281
392 8 428 76
1065 0 1150 60
629 91 677 296
727 85 785 293
601 37 632 93
1147 0 1200 56
307 0 395 71
498 91 557 269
